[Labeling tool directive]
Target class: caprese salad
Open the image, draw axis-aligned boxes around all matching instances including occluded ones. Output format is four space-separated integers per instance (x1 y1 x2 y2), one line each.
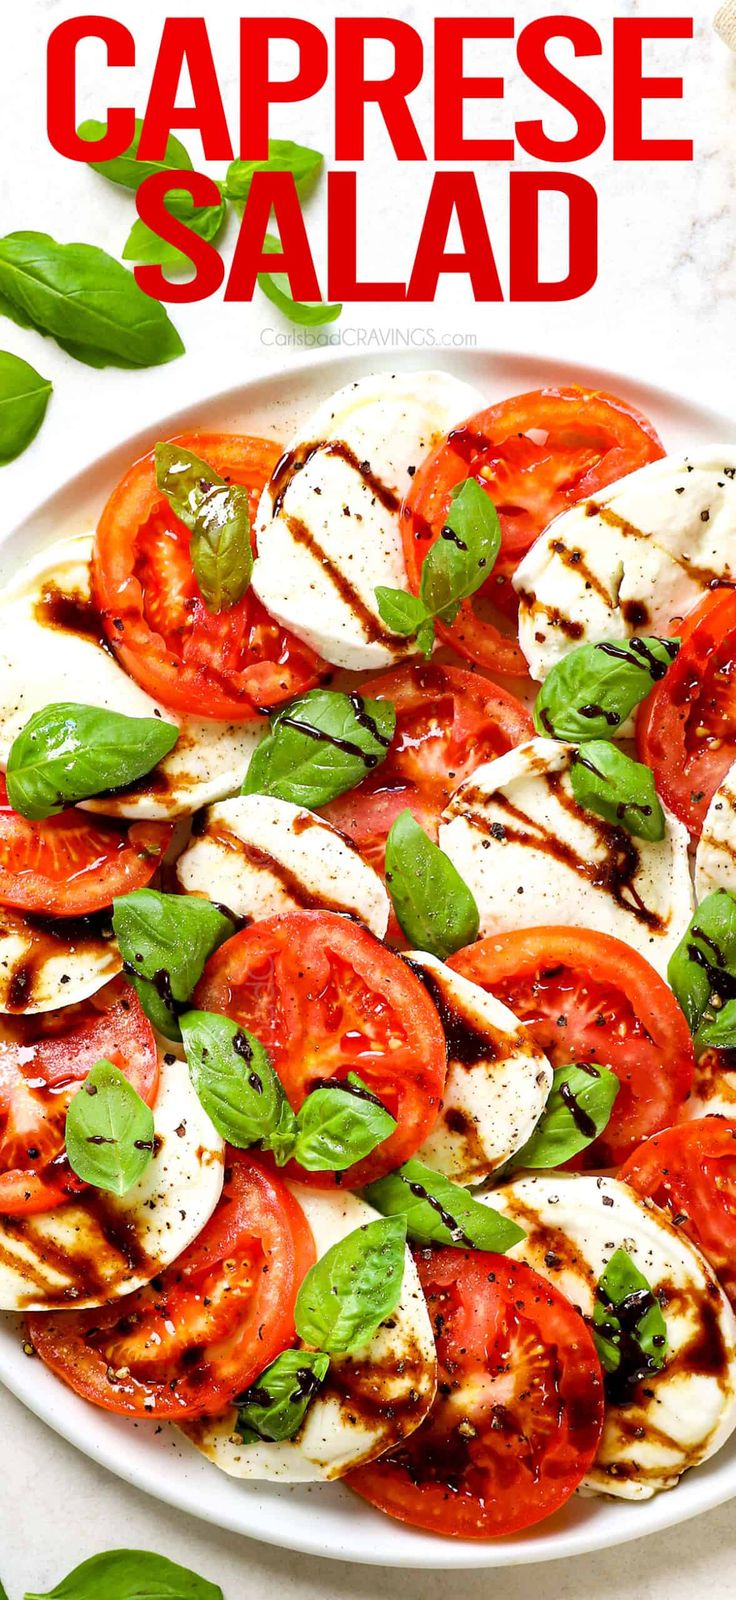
3 369 736 1543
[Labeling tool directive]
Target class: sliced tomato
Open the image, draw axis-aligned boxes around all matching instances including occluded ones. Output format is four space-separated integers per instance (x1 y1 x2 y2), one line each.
621 1120 736 1305
321 662 533 876
637 588 736 838
194 911 447 1187
451 929 694 1167
347 1248 603 1539
0 777 171 917
402 386 664 676
26 1152 315 1417
93 431 327 720
0 979 159 1214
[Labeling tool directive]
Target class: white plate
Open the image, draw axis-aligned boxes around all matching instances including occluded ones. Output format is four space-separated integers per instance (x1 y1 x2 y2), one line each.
1 348 734 1569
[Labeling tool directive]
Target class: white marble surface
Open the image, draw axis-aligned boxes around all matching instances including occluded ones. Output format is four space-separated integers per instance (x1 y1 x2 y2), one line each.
2 0 736 1594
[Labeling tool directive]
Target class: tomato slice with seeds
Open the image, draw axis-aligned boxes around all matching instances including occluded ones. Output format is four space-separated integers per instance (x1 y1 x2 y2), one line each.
26 1152 315 1417
347 1248 604 1539
321 661 533 876
0 778 171 917
194 910 447 1188
402 387 664 676
94 432 327 720
637 588 736 838
621 1120 736 1306
451 929 694 1167
0 979 159 1215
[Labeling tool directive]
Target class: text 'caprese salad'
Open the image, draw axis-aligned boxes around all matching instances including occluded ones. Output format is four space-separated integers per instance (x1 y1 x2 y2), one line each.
3 369 736 1543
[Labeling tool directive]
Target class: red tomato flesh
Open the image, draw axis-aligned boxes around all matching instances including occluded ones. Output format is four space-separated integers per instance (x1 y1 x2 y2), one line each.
621 1119 736 1306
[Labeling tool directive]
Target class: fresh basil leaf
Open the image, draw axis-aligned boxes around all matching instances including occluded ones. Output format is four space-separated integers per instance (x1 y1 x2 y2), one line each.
0 233 184 369
570 742 665 842
507 1063 620 1171
0 350 52 464
225 141 323 206
535 637 681 743
123 188 227 270
668 890 736 1048
24 1547 222 1600
293 1075 396 1172
295 1216 407 1354
6 703 179 820
180 1010 297 1160
420 478 501 624
374 587 428 638
78 118 193 190
235 1348 330 1443
155 442 252 612
243 689 395 808
365 1157 525 1251
112 890 234 1042
384 809 479 959
65 1060 155 1196
258 235 341 328
593 1247 668 1387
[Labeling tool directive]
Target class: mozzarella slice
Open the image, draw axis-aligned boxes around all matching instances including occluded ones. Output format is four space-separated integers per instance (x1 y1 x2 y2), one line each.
180 1186 437 1481
0 1054 224 1310
489 1173 736 1499
252 371 485 671
0 905 122 1014
694 760 736 901
408 952 552 1185
175 795 389 937
439 738 693 977
0 534 261 819
514 448 736 684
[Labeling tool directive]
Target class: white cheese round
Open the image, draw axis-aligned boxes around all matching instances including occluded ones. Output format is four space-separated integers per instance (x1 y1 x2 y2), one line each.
694 759 736 902
0 905 122 1014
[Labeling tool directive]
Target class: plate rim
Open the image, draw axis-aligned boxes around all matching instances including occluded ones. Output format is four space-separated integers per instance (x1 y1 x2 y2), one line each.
2 342 736 1569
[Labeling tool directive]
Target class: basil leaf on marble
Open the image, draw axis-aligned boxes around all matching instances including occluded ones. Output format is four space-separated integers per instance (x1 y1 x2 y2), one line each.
535 637 680 743
6 703 178 820
0 233 184 368
295 1216 407 1354
0 350 52 463
123 188 227 270
24 1547 222 1600
235 1348 330 1444
65 1060 155 1196
364 1157 525 1251
570 742 665 842
258 235 341 328
225 141 323 206
384 809 479 959
78 118 194 190
243 689 395 808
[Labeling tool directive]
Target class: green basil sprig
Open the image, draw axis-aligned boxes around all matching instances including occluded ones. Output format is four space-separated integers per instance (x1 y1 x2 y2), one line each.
593 1247 668 1390
6 703 178 820
24 1548 222 1600
535 637 680 743
291 1075 396 1170
124 188 227 271
508 1063 620 1171
181 1012 395 1172
295 1216 407 1354
384 809 479 959
376 478 501 656
570 742 665 842
78 118 194 190
225 141 323 206
180 1011 298 1163
365 1157 525 1251
243 688 396 808
65 1060 155 1196
156 441 252 613
668 890 736 1050
112 891 234 1043
0 350 52 464
235 1349 330 1444
0 233 184 369
259 234 341 328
